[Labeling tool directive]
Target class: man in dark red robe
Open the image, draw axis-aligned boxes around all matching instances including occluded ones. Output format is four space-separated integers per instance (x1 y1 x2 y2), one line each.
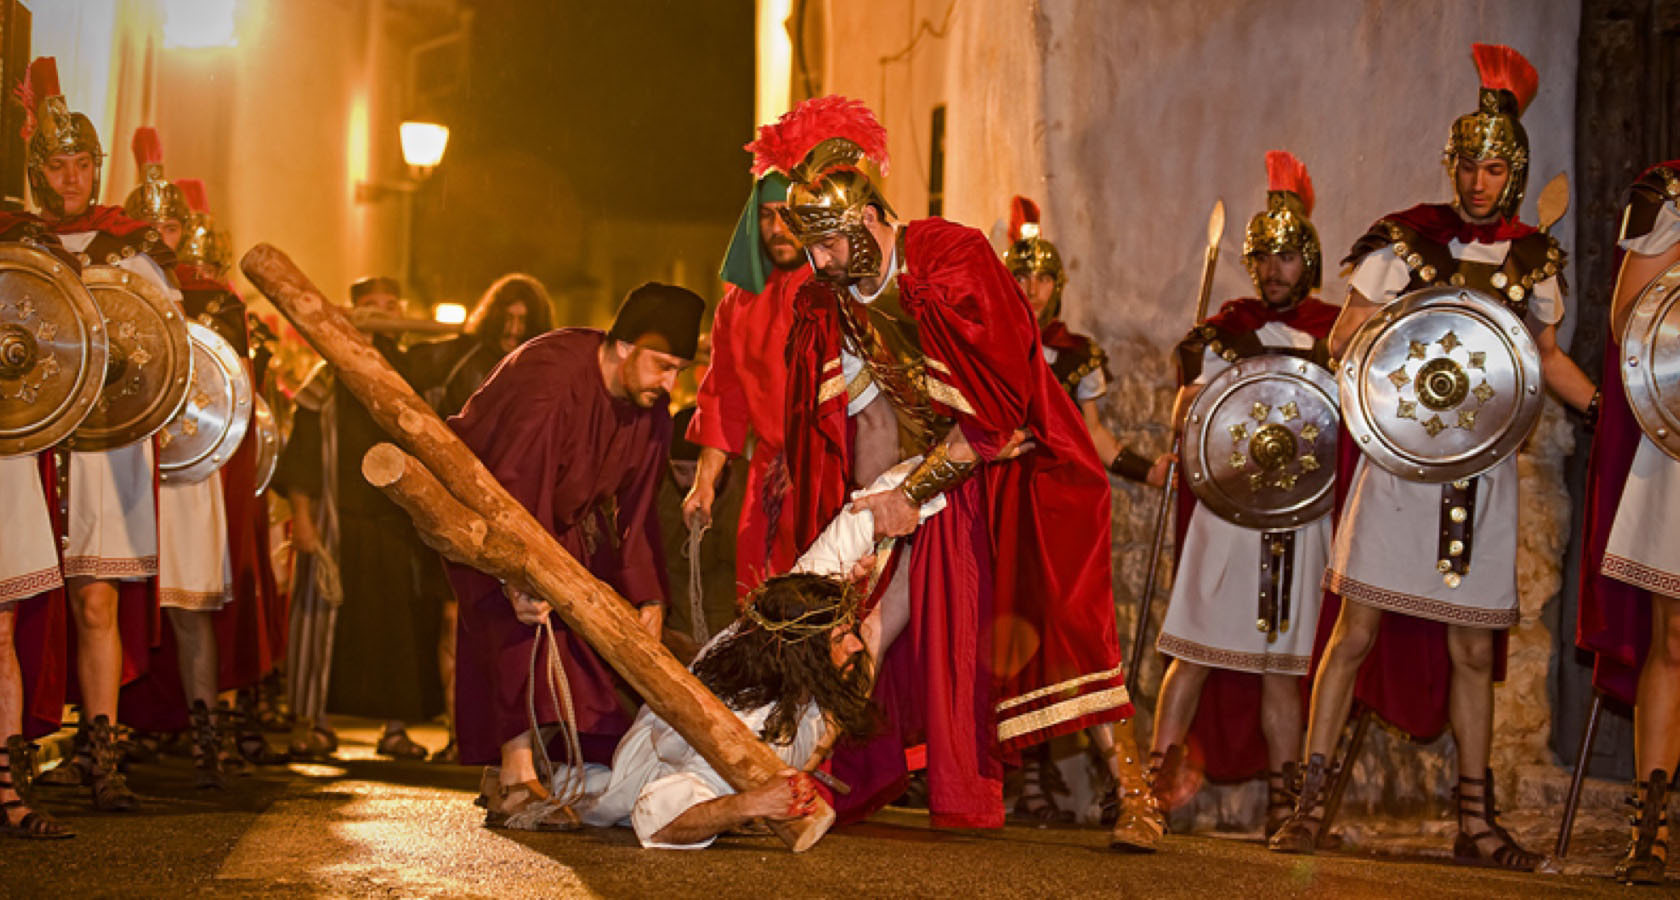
446 283 703 831
751 96 1153 847
682 168 811 594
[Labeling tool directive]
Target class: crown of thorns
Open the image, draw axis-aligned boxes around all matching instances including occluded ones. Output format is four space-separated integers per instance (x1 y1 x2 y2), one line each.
740 578 861 644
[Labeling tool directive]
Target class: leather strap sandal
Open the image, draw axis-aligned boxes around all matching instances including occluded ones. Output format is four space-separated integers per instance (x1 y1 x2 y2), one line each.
483 779 581 831
1451 769 1543 871
221 703 287 767
189 701 226 790
288 726 338 760
1 737 72 839
1264 762 1301 839
1011 744 1074 825
1268 753 1330 854
36 720 90 788
86 715 140 812
375 728 429 760
1615 769 1669 885
1106 718 1165 852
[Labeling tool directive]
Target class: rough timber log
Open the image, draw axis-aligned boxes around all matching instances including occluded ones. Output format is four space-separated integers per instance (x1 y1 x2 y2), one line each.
241 243 833 852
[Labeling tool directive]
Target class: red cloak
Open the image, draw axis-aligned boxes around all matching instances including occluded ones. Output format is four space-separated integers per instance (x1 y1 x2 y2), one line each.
786 218 1128 829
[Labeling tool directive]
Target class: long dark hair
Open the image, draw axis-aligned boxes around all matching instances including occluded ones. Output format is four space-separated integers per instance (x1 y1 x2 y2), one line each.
465 273 554 348
692 574 877 746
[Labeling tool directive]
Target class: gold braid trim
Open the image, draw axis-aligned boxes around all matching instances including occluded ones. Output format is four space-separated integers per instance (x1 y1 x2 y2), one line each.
899 441 976 506
994 662 1126 713
995 684 1131 743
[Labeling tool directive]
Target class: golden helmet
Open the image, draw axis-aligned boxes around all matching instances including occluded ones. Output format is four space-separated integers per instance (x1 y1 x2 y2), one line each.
17 58 105 218
745 96 895 283
175 179 233 276
1002 195 1066 322
123 127 190 225
1443 43 1536 221
1243 151 1322 301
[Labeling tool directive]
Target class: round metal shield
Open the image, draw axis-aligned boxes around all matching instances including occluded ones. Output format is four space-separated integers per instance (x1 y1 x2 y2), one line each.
158 322 253 484
250 395 279 497
1339 286 1542 484
67 267 192 450
0 244 110 456
1622 259 1680 461
1183 354 1340 529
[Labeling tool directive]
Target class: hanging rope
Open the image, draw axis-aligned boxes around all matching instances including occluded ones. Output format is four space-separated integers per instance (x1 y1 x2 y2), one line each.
506 618 587 829
685 519 712 645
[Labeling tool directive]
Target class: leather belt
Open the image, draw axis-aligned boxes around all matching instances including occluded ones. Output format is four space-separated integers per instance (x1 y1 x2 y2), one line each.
1257 529 1296 636
1436 477 1477 588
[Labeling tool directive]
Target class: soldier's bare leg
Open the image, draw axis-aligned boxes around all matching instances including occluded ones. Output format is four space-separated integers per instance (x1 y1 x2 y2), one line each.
1636 595 1680 782
1259 672 1303 768
166 608 218 708
66 577 120 720
1301 599 1382 760
1150 658 1211 754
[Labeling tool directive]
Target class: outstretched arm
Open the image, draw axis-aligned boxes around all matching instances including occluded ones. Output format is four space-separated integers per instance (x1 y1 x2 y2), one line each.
648 770 815 847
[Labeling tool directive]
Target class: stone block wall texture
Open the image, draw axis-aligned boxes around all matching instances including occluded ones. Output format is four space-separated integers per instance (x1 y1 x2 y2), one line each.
818 0 1584 824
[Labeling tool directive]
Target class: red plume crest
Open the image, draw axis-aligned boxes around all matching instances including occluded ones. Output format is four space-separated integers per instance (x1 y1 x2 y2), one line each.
1471 43 1537 114
13 57 61 142
132 126 164 168
176 178 210 213
1264 151 1314 217
1008 195 1040 243
745 95 890 178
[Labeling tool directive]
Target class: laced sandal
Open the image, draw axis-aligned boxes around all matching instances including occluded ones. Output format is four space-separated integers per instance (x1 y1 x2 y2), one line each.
1106 719 1165 852
1451 769 1543 872
1615 769 1669 885
483 779 581 831
288 726 338 760
1268 753 1330 854
36 720 90 788
1011 745 1074 825
375 727 429 760
221 703 287 767
1265 762 1301 839
427 738 458 765
86 716 140 812
1 737 72 839
188 702 226 790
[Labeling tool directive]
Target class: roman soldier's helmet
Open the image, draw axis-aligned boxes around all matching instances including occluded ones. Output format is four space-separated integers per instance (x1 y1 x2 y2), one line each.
745 95 895 282
1444 43 1537 221
1003 196 1066 323
123 127 189 224
15 57 105 217
175 178 233 276
1242 151 1321 302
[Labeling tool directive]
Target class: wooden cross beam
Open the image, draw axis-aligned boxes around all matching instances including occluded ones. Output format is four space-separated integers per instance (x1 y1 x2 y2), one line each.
241 244 834 852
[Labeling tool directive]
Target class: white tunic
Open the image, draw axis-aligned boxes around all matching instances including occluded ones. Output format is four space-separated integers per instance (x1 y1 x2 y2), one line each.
1603 195 1680 594
1157 322 1328 673
1042 345 1106 403
1324 239 1562 627
0 455 63 604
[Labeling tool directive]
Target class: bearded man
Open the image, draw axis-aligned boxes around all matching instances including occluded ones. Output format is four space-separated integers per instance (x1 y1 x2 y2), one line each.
1270 45 1596 870
446 283 703 830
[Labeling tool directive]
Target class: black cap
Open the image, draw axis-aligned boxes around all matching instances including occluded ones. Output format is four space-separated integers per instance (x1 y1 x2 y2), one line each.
606 282 705 361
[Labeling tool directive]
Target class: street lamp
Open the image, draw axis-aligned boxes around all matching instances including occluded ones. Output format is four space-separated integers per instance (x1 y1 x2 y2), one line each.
356 119 449 203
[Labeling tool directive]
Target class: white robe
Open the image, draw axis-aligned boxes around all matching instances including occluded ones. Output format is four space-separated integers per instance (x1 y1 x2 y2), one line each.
0 455 63 603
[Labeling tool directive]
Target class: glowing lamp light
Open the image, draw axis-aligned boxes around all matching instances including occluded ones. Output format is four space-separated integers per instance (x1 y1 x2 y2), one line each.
433 302 467 325
163 0 239 49
400 121 450 172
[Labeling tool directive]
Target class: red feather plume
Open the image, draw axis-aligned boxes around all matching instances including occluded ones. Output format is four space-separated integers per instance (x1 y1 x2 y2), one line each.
1008 195 1040 243
132 126 164 168
1471 43 1537 115
745 95 890 178
13 57 61 142
1264 151 1314 217
176 178 210 213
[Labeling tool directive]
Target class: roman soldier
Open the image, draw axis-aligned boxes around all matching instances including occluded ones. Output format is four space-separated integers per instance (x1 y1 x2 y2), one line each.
1270 44 1596 870
19 57 179 813
1576 160 1680 885
764 95 1159 849
1150 153 1338 836
682 156 813 593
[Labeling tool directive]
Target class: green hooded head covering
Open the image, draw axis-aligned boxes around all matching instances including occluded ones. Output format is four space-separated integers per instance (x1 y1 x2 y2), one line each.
717 173 791 294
